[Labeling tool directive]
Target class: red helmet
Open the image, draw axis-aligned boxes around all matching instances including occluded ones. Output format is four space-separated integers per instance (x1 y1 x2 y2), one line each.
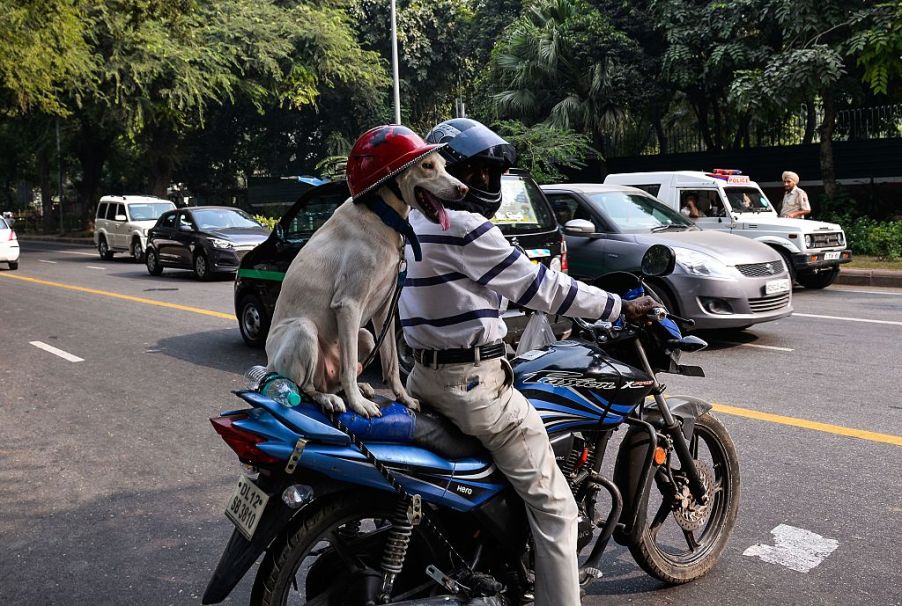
346 125 444 199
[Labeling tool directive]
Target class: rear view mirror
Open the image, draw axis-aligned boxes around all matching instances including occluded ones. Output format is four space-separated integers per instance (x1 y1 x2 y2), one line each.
563 219 596 236
641 244 675 277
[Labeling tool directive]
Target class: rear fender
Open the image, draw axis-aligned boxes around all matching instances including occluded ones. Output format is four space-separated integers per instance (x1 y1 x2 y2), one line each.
202 473 347 604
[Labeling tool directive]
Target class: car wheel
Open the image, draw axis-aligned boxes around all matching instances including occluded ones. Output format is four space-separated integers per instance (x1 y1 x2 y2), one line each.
193 251 212 281
8 261 18 270
238 293 270 348
146 248 163 276
775 248 797 284
98 236 113 260
797 267 839 289
645 281 677 316
131 238 144 262
395 323 414 381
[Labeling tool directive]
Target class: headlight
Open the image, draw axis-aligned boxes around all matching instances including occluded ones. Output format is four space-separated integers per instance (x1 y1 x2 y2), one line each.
838 232 845 246
804 234 813 248
210 238 233 249
673 247 737 279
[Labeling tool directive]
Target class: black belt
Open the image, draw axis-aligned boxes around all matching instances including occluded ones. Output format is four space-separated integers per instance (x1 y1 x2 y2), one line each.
413 341 506 367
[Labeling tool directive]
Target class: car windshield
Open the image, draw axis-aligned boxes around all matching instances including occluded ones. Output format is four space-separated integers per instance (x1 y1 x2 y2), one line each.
129 202 175 221
192 208 261 230
493 176 557 235
724 187 772 213
588 191 694 233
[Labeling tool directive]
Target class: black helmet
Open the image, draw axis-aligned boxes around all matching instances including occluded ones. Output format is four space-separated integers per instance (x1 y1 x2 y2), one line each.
425 118 517 219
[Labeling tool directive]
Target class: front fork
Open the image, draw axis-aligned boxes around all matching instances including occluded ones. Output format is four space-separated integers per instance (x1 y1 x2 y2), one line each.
633 341 708 503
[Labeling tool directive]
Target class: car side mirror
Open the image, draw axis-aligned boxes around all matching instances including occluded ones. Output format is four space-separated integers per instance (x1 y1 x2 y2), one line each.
115 214 127 222
563 219 597 236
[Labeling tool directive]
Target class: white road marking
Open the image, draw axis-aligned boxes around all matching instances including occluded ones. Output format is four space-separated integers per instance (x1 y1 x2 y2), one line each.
86 266 106 270
29 341 84 362
58 250 97 257
718 342 794 352
38 259 57 264
743 524 839 573
794 313 902 326
835 288 902 297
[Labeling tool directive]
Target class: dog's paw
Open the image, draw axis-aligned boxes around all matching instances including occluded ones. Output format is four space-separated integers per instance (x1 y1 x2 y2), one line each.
349 398 382 418
314 393 346 414
357 382 376 398
397 392 421 412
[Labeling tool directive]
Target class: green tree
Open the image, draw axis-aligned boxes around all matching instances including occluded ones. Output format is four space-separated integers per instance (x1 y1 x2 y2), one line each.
495 119 597 183
490 0 641 150
0 0 95 116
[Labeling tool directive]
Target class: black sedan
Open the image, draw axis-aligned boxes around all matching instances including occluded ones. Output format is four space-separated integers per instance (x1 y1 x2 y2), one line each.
234 175 570 377
145 206 270 280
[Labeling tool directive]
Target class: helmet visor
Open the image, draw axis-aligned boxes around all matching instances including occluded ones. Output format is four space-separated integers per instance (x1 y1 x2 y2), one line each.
446 128 517 167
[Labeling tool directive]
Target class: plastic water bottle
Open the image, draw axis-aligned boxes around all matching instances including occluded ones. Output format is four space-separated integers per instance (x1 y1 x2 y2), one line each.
244 366 302 408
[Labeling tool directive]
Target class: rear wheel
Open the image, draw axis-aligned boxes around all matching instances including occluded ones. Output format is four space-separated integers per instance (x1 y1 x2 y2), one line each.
629 412 740 584
238 293 270 348
253 493 441 606
146 248 163 276
131 238 144 262
97 236 113 260
797 267 838 289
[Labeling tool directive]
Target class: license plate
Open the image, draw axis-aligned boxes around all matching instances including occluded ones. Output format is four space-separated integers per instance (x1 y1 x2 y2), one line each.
765 279 791 295
225 475 270 540
824 251 840 260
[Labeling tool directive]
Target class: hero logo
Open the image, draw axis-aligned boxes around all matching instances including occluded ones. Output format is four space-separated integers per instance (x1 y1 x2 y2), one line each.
521 370 652 390
455 484 474 496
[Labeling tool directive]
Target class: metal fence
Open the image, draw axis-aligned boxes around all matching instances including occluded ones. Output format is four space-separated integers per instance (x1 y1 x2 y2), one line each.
605 104 902 157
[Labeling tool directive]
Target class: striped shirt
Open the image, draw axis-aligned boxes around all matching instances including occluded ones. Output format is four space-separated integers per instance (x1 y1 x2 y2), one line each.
399 208 622 350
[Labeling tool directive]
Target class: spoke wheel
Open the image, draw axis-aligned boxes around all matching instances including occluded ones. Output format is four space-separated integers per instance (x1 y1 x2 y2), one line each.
253 493 442 606
629 412 740 584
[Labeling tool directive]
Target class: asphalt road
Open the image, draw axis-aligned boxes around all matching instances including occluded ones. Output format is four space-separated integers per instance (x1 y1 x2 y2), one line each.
1 241 900 605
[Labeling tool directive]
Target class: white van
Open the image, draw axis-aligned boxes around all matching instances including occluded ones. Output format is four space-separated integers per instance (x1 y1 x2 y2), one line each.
94 195 176 261
603 170 852 289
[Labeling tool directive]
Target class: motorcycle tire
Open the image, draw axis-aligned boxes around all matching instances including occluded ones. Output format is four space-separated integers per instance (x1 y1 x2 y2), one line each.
629 412 740 584
253 491 442 606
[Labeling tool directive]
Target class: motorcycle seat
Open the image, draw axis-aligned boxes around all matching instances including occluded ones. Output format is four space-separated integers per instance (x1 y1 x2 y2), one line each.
298 396 487 460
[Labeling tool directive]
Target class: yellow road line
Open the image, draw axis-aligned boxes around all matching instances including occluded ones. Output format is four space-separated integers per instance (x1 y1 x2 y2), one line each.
0 273 234 320
712 402 902 447
4 272 902 447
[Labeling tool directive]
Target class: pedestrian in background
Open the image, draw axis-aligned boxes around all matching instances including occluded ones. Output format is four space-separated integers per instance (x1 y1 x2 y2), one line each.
780 171 811 218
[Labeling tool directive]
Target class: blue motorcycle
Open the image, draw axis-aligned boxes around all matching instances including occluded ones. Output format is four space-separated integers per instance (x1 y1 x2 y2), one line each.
203 245 740 605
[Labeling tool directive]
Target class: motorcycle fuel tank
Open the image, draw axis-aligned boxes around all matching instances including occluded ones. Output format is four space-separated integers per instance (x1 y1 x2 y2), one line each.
513 340 655 434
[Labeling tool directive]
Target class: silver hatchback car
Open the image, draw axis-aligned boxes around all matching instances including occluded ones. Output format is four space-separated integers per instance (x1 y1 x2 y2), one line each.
542 183 793 330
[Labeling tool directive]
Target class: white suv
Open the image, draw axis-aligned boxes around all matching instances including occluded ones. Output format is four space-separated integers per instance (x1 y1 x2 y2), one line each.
94 195 175 261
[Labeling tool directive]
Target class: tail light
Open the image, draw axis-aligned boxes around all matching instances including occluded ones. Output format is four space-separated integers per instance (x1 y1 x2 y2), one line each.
210 414 280 464
8 229 16 241
560 234 568 274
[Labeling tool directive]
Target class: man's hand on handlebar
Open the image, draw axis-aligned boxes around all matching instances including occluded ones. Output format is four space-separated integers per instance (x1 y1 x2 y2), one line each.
621 295 660 321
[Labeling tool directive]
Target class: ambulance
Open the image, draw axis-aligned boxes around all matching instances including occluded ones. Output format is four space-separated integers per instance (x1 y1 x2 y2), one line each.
603 169 852 289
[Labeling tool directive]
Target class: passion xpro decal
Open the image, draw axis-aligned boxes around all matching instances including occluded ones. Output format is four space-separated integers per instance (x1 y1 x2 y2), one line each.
519 370 653 390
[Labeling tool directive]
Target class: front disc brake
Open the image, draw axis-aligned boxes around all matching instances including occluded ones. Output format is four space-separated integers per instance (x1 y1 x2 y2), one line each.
672 459 715 531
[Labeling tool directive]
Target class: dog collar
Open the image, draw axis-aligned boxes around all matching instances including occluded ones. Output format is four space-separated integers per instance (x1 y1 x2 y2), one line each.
362 196 422 261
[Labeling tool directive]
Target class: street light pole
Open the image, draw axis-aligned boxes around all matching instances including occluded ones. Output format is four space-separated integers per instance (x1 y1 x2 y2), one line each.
390 0 401 124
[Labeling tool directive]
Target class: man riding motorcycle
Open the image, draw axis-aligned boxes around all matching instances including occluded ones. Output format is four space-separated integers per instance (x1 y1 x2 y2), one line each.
399 118 658 605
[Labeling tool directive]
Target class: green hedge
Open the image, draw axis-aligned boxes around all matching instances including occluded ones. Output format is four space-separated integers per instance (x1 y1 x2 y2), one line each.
253 214 278 231
822 213 902 260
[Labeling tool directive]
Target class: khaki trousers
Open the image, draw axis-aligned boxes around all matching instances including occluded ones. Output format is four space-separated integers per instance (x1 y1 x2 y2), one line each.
407 357 580 606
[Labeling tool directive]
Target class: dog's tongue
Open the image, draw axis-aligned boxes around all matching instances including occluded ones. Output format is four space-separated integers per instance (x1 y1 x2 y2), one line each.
438 205 450 231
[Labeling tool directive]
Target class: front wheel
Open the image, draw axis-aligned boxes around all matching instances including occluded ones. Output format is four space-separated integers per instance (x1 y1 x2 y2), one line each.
146 248 163 276
797 267 838 289
193 251 212 281
629 412 740 584
253 492 442 606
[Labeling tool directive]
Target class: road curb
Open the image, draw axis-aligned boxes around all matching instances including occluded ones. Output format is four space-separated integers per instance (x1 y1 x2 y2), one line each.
17 235 94 246
836 268 902 288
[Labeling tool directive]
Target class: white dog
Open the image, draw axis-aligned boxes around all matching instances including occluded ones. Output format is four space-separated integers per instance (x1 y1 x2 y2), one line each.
266 140 466 417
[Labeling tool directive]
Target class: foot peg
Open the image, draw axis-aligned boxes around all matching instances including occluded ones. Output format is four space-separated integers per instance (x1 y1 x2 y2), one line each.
426 564 467 595
579 566 602 585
